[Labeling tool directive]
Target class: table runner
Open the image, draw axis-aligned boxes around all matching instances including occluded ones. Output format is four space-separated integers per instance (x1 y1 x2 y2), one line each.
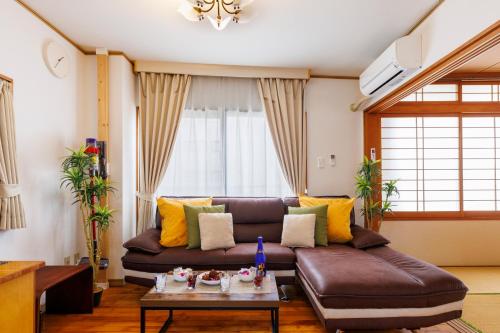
153 274 273 294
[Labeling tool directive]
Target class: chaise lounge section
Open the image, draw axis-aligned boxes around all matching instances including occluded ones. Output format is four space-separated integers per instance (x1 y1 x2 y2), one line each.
122 196 467 331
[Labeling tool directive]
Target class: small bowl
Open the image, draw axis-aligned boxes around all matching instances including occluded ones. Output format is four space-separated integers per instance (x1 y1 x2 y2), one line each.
173 268 191 282
238 268 256 282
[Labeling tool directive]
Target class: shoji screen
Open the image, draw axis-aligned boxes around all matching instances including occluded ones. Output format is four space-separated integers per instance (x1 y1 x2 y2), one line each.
381 117 460 212
462 117 500 211
462 84 500 102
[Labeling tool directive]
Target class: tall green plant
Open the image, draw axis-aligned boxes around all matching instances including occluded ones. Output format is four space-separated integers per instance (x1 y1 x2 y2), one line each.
355 156 398 232
60 146 114 289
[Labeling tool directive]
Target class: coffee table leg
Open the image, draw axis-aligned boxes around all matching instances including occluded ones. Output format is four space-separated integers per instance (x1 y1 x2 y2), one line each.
273 308 279 333
158 309 173 333
140 307 145 333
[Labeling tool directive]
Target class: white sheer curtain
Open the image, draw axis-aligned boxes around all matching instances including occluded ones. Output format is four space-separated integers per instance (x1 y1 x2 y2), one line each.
158 76 292 197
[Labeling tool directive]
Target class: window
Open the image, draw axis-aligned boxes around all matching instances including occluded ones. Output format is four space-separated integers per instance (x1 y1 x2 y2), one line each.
366 79 500 219
381 115 500 214
462 117 500 210
381 117 460 212
462 84 500 102
157 76 292 197
401 84 458 102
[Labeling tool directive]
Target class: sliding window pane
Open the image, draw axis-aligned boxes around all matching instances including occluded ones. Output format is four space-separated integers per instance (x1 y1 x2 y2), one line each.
381 117 417 127
424 180 459 191
382 149 417 159
381 116 459 212
424 148 458 159
425 201 460 211
462 84 500 102
391 201 418 211
400 85 458 102
424 117 459 127
462 117 499 211
464 201 495 211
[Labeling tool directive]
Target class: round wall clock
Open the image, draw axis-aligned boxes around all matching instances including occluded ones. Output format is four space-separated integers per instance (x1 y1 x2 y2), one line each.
43 41 69 78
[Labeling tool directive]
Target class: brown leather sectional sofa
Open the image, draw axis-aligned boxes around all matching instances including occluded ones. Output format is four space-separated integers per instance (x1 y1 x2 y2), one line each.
122 197 467 331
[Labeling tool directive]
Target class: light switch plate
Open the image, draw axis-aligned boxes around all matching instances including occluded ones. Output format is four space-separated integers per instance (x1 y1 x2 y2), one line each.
317 156 325 168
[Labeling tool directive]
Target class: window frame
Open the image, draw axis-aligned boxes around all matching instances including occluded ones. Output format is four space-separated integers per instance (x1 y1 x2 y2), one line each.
365 81 500 221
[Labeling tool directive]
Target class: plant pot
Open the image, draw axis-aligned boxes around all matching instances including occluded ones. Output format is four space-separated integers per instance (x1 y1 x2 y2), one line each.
93 287 104 307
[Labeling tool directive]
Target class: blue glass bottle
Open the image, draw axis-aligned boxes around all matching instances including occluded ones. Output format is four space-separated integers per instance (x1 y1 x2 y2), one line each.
255 236 267 276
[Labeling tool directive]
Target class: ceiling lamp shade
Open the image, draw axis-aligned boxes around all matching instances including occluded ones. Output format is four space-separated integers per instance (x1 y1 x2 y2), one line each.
178 0 255 31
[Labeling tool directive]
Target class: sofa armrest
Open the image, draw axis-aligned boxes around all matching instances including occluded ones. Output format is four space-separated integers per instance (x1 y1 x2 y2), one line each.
349 225 390 249
123 228 163 254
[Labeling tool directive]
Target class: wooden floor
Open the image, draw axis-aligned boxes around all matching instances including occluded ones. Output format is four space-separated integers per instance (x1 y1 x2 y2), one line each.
42 283 462 333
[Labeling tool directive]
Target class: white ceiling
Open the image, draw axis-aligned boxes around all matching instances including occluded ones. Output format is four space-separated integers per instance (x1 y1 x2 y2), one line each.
455 43 500 73
22 0 439 76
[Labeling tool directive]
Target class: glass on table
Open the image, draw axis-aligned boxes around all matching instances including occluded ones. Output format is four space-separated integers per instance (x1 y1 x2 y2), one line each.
253 270 264 289
220 272 231 292
154 273 167 292
187 272 198 290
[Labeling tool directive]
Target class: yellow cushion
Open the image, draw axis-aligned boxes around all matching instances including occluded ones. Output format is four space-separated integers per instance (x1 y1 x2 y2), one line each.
158 197 212 247
299 196 354 243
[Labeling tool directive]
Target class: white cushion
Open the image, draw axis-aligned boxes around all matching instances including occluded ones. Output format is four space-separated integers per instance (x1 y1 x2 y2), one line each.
198 213 236 251
281 214 316 248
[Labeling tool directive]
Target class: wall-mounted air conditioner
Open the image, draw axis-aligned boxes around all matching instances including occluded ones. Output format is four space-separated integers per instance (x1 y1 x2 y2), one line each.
359 35 422 97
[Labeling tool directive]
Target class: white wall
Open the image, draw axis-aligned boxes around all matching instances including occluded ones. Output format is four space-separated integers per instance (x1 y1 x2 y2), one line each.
305 78 364 224
0 1 95 264
381 220 500 266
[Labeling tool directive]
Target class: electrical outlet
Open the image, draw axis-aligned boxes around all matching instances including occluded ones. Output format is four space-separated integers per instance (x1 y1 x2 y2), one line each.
64 256 70 265
329 154 336 166
73 253 80 265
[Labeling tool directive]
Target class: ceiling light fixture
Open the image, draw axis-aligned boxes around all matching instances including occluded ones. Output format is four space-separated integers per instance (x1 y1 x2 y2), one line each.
178 0 254 31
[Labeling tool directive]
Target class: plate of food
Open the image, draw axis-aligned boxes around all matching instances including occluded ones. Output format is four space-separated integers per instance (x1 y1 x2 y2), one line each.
199 269 223 285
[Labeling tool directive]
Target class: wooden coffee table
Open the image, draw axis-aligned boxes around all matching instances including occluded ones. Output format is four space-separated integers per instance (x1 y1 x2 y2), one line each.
140 272 280 333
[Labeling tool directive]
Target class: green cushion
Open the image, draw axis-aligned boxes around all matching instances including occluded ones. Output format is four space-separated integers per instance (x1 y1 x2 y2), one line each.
184 204 225 249
288 205 328 246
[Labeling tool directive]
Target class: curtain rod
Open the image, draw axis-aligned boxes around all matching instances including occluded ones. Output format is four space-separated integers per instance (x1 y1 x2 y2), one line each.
134 61 311 80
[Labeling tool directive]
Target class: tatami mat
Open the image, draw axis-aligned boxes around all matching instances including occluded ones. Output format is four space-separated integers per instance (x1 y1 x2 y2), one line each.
443 267 500 294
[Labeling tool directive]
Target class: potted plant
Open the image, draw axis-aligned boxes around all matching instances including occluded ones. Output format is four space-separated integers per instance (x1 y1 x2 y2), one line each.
355 156 398 232
60 145 114 306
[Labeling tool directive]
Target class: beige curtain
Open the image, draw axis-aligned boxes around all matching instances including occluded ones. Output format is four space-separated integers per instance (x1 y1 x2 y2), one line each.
257 78 307 195
137 73 191 233
0 79 25 230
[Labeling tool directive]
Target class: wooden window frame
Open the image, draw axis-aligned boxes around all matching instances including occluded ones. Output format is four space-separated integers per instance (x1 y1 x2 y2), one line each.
366 96 500 221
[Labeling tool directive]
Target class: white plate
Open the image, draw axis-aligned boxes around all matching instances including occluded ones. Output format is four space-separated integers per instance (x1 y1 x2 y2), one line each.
198 271 221 285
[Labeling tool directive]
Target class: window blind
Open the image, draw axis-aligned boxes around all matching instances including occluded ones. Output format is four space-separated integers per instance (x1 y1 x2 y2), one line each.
381 117 460 212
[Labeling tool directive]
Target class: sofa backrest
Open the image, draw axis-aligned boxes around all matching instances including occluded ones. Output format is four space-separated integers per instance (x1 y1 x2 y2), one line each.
155 196 355 243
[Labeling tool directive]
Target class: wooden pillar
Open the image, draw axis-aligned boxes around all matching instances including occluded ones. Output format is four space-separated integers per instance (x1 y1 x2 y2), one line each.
97 50 109 144
96 49 110 284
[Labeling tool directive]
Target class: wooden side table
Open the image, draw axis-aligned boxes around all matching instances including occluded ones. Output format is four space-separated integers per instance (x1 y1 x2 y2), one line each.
0 261 45 333
35 264 93 333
